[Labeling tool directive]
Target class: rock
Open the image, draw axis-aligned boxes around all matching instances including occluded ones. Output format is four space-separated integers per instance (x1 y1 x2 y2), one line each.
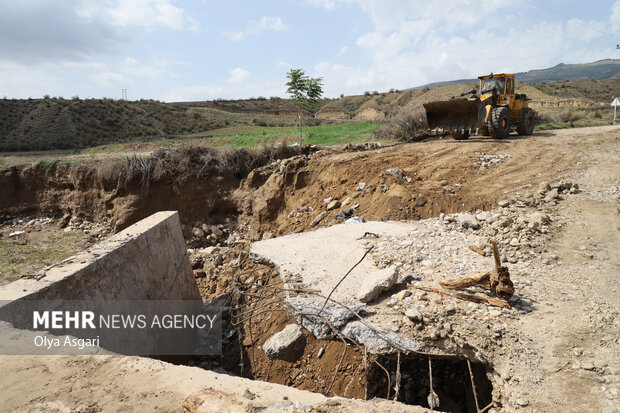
395 290 412 300
323 196 333 204
509 237 520 246
334 208 354 220
262 232 274 240
344 217 365 224
316 347 325 358
476 211 491 221
58 213 71 228
545 188 559 200
405 307 423 322
528 211 551 226
341 197 351 207
497 217 513 228
457 214 480 230
211 226 224 238
262 324 306 361
538 182 550 194
515 398 529 407
8 230 25 237
358 266 398 303
401 273 421 283
311 211 328 227
580 361 596 371
326 200 341 211
356 182 367 191
385 167 404 180
498 200 511 207
192 228 205 238
272 400 293 409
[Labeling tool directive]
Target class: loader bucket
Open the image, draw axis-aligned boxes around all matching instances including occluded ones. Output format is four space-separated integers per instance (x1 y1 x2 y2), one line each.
423 99 486 131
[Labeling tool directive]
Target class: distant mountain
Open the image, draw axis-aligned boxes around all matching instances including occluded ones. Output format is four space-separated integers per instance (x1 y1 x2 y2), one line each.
516 59 620 83
411 59 620 90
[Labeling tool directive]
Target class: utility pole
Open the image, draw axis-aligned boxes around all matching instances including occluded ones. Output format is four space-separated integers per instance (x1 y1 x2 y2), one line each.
612 97 619 122
121 89 127 100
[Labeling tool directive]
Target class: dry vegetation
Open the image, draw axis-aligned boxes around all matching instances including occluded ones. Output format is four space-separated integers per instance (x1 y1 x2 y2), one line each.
1 75 618 153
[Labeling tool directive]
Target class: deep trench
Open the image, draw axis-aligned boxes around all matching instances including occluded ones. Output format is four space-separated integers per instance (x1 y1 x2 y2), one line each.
190 298 495 412
368 354 493 412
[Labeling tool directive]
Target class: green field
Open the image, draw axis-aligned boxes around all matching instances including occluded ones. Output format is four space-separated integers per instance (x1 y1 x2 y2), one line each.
183 121 380 146
0 122 381 166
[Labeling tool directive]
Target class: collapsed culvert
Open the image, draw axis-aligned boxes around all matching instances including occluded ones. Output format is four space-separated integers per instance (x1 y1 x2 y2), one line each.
367 354 493 412
197 268 497 412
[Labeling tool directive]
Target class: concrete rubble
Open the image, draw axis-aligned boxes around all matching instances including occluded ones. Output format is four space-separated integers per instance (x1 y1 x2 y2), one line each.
263 324 306 361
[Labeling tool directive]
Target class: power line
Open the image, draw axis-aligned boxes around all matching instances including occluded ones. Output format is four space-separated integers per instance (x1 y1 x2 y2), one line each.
527 0 618 40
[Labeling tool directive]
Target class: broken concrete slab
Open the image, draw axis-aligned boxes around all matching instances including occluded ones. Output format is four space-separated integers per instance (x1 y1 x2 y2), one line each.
357 265 398 303
249 218 525 361
262 324 306 361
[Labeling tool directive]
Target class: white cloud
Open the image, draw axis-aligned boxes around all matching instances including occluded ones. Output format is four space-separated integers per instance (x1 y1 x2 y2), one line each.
228 68 251 85
119 56 175 81
91 71 133 88
227 16 287 41
0 0 194 66
258 16 286 31
162 79 283 102
336 46 348 56
78 0 194 31
305 0 336 9
310 0 618 97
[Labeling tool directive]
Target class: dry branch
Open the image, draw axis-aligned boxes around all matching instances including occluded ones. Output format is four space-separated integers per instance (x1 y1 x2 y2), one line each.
468 244 486 256
439 270 491 289
413 286 510 308
439 240 514 301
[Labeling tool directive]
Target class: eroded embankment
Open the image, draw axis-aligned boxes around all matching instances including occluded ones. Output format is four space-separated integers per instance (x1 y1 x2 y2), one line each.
0 142 516 241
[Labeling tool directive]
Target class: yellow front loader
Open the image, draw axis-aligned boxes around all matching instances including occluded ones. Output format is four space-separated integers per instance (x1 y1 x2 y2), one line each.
423 73 536 140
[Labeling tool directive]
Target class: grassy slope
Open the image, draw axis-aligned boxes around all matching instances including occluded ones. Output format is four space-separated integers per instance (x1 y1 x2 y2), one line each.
1 62 617 154
0 122 380 166
517 59 620 83
530 79 620 103
0 231 89 285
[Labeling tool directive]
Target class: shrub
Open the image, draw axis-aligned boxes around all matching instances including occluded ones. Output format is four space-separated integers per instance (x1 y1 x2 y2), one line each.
374 110 428 141
118 144 305 193
594 110 602 119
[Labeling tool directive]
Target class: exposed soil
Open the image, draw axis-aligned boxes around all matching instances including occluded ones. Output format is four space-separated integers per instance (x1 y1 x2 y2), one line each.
0 125 618 412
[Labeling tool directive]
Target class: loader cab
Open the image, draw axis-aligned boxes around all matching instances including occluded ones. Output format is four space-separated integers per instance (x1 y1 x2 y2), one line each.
481 77 505 94
479 74 515 105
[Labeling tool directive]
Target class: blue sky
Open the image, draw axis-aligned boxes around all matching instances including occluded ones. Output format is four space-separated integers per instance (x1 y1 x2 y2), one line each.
1 0 619 101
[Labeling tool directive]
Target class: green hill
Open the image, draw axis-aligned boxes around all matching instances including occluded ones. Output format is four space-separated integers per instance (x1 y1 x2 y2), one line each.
412 59 620 90
0 97 302 151
516 60 620 83
530 79 620 103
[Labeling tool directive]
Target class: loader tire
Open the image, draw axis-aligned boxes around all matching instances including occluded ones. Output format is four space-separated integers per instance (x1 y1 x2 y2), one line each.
480 125 490 136
489 106 511 138
451 130 470 140
517 107 535 135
